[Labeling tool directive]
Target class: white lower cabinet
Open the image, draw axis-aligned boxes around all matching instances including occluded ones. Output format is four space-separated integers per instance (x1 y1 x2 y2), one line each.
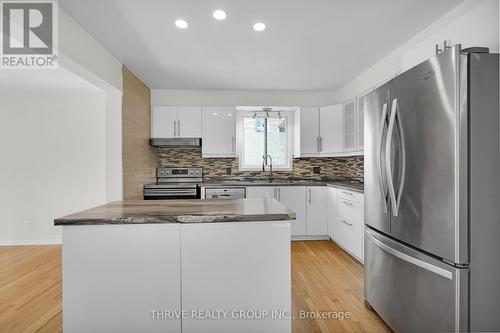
246 186 276 199
327 187 338 239
332 190 364 262
63 224 182 333
278 186 307 236
245 185 363 258
63 222 291 333
181 222 291 333
246 186 326 238
306 187 328 236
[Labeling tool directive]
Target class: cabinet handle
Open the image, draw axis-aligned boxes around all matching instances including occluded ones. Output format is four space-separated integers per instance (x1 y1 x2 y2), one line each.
316 137 320 152
278 188 281 201
341 200 354 206
319 137 323 152
308 189 312 203
178 120 181 136
174 120 177 136
342 191 353 196
340 219 353 226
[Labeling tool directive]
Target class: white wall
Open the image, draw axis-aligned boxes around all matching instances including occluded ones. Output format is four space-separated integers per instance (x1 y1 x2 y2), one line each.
335 0 499 102
402 0 499 70
58 7 124 202
105 90 123 202
0 7 125 245
0 92 107 245
151 89 337 107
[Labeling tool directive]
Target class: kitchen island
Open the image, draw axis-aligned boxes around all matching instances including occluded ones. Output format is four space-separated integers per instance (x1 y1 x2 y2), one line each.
55 199 295 333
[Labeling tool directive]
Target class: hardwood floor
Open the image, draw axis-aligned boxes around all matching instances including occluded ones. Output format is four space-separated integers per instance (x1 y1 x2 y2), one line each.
291 241 389 333
0 241 388 333
0 246 62 333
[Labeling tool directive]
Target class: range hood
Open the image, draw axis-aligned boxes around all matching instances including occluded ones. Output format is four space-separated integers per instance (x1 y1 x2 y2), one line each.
150 138 201 147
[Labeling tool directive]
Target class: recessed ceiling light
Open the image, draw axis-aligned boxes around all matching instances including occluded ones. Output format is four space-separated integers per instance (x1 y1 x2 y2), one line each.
175 19 188 29
253 22 266 32
213 10 226 20
212 112 219 115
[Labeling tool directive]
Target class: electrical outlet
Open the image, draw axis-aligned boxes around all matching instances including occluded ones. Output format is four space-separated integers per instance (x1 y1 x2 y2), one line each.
226 167 232 175
313 166 321 174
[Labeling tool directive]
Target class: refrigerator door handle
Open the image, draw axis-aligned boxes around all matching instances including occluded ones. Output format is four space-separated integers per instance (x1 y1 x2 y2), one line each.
367 229 453 280
386 98 398 216
386 98 407 217
395 100 406 216
377 102 389 213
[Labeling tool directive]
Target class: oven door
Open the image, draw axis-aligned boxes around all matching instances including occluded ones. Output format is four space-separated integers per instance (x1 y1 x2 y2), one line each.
144 188 199 200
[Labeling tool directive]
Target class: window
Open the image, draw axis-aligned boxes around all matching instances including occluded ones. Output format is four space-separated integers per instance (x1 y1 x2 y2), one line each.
237 111 293 170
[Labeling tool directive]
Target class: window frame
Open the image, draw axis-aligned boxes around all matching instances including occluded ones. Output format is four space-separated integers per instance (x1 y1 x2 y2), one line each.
236 110 294 171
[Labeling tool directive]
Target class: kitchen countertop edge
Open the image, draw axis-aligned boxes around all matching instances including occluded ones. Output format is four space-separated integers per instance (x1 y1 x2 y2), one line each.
201 180 364 193
54 199 296 226
54 213 296 226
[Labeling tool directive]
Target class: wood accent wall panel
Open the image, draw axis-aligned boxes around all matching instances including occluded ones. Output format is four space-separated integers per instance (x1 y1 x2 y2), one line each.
122 66 157 200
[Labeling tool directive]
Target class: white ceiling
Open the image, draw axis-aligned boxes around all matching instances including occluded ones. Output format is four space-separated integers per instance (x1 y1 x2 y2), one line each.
60 0 462 91
0 67 102 94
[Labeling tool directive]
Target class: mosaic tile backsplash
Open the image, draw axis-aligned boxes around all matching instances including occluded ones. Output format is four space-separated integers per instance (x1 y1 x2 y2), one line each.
155 148 363 181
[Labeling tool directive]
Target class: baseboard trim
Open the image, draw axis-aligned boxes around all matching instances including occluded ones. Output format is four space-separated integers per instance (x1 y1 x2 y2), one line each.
0 239 62 246
291 235 330 241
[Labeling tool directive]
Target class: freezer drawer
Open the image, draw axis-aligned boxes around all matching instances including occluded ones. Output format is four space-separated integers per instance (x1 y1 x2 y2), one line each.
364 228 468 333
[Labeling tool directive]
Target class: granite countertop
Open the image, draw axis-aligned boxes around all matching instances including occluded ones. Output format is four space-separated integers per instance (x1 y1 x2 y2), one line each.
326 181 364 193
201 178 364 193
54 198 296 226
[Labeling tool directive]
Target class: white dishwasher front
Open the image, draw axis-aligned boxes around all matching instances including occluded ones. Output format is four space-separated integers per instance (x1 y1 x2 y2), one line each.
204 187 246 199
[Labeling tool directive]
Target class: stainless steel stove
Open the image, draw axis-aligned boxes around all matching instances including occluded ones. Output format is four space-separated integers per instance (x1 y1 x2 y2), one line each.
144 167 202 200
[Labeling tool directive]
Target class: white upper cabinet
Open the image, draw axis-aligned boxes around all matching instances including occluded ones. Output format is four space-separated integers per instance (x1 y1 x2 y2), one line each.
151 105 202 138
356 95 365 151
299 107 320 155
202 106 236 157
343 99 357 152
319 104 344 155
177 106 202 138
152 106 178 138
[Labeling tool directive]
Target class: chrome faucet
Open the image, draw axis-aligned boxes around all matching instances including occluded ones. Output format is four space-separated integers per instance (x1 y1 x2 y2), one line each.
262 154 273 180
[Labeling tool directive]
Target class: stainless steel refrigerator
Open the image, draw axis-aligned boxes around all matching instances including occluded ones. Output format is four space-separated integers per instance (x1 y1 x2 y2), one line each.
364 45 500 332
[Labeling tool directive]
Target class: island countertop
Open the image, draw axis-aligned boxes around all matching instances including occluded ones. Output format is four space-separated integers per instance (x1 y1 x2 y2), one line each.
54 198 296 226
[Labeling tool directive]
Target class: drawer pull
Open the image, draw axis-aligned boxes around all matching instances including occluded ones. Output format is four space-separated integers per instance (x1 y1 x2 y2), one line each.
342 191 353 196
341 200 354 206
340 219 353 226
